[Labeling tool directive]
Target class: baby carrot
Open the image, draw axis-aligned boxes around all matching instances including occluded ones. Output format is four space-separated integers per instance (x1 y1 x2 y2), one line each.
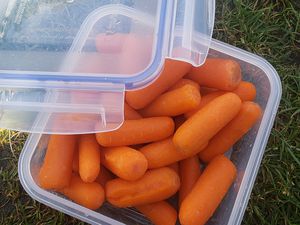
124 102 142 120
60 174 105 210
78 134 101 183
101 146 148 181
179 156 202 206
136 201 177 225
199 101 262 162
232 81 256 101
168 162 179 174
39 135 77 190
96 117 174 147
169 78 200 91
140 84 201 117
105 167 180 207
126 59 192 109
179 155 237 225
140 138 207 169
185 81 256 118
187 58 242 91
72 147 79 173
174 93 242 155
184 91 226 118
95 166 115 186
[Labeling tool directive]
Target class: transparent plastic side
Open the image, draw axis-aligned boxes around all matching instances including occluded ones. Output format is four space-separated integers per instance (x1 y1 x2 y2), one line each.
168 0 215 66
0 81 125 134
18 40 281 225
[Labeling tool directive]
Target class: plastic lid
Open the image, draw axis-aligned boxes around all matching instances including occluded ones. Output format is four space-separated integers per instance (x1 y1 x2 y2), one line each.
0 0 215 134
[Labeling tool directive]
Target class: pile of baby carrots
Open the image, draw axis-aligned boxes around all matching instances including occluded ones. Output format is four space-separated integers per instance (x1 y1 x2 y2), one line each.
38 58 262 225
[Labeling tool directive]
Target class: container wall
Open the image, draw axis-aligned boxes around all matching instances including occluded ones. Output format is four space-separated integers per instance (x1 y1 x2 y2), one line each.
18 40 281 225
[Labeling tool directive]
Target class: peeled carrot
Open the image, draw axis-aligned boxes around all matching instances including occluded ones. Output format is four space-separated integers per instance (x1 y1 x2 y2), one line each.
136 201 177 225
179 156 202 206
96 117 174 147
60 174 105 210
124 102 142 120
78 134 100 183
140 84 201 117
185 81 256 118
95 166 115 186
187 58 242 91
174 93 242 155
179 155 237 225
101 146 148 181
199 101 262 162
72 147 79 173
169 78 200 91
232 81 256 101
184 91 226 118
95 34 153 74
39 135 77 190
168 162 179 174
105 167 180 207
140 138 207 169
174 115 186 130
126 59 192 109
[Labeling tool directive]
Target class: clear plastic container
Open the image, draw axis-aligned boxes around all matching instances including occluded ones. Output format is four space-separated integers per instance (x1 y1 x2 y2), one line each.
0 0 215 134
18 39 282 225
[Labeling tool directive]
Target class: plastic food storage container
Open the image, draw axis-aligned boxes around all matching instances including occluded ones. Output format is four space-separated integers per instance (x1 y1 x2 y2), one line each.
18 39 281 225
0 0 281 224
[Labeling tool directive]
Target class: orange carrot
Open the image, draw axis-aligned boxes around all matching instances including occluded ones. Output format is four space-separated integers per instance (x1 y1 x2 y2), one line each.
39 135 77 190
173 93 242 155
187 58 242 91
101 146 148 181
126 59 192 109
140 138 207 169
232 81 256 101
95 34 153 74
179 155 237 225
169 78 200 91
72 146 79 173
124 102 142 120
95 166 115 186
185 81 256 118
168 162 179 174
140 84 201 117
174 115 186 130
179 156 202 206
105 167 180 207
199 101 262 162
136 201 177 225
96 117 174 147
60 174 105 210
184 91 226 118
78 134 101 183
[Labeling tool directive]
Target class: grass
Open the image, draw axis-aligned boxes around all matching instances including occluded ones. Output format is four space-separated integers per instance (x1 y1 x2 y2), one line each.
0 0 299 224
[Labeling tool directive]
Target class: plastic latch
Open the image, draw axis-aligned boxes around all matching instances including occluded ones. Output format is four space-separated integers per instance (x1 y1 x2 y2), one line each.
0 80 125 134
168 0 215 66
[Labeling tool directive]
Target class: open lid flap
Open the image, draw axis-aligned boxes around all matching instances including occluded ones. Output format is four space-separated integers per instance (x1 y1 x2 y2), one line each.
0 81 125 134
